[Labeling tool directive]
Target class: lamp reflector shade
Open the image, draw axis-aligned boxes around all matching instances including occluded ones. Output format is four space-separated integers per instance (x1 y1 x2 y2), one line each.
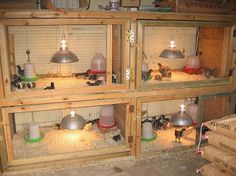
171 101 193 127
50 50 79 63
50 34 79 63
160 40 184 59
60 111 86 130
159 49 184 59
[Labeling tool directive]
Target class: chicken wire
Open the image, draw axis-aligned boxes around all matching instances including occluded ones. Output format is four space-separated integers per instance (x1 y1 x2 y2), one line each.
11 105 126 160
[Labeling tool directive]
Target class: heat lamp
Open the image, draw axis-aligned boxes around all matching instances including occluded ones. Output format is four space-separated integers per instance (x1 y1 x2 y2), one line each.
51 34 79 63
159 40 184 59
60 111 86 130
171 101 193 127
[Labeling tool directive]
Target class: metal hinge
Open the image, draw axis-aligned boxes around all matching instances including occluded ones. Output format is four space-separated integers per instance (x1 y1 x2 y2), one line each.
127 30 135 43
128 136 133 143
229 96 231 103
129 105 134 113
228 68 234 77
233 30 236 37
126 68 133 80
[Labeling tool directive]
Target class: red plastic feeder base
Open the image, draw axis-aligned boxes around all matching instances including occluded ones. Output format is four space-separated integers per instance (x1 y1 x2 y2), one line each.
97 120 116 129
88 69 106 74
183 66 202 75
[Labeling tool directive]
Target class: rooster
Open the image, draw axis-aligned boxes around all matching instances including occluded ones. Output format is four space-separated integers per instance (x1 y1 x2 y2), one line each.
175 128 186 143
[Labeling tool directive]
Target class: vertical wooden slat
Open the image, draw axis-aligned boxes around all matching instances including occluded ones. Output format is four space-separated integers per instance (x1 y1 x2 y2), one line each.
112 25 121 81
135 99 142 156
0 108 8 173
136 22 143 88
7 34 16 76
129 20 136 90
106 25 112 85
1 109 13 165
220 27 231 77
0 23 11 97
130 96 136 156
0 50 5 99
121 21 129 87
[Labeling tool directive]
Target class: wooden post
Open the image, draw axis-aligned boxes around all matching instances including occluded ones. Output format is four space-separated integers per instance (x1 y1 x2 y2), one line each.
135 99 142 156
106 25 112 85
0 50 4 99
129 20 136 90
136 22 143 88
0 108 8 173
7 33 16 76
0 23 11 98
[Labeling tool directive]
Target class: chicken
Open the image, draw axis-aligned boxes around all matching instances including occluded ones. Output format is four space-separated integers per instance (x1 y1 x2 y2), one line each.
157 63 171 78
152 115 170 130
175 128 186 143
16 65 24 76
44 82 55 90
202 67 218 78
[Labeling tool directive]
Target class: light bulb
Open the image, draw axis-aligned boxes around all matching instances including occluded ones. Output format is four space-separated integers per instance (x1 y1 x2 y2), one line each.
179 102 186 112
169 40 176 49
60 39 67 50
70 111 76 117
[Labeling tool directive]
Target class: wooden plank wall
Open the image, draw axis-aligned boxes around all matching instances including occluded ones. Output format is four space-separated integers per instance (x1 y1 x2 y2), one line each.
142 99 182 117
198 27 226 77
8 25 107 75
114 104 126 137
0 0 38 9
143 26 197 70
15 106 100 132
202 96 230 122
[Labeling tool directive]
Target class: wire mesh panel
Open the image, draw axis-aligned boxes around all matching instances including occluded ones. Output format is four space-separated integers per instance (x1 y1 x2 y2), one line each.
6 103 128 161
141 98 196 153
138 21 232 88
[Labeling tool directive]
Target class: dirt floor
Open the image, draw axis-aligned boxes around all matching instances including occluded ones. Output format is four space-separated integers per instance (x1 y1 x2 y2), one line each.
5 147 209 176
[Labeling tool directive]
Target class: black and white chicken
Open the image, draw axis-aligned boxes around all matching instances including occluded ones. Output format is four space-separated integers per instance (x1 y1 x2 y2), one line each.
175 128 186 143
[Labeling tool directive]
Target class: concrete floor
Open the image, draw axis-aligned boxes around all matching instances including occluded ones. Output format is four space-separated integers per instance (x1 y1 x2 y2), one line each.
5 148 208 176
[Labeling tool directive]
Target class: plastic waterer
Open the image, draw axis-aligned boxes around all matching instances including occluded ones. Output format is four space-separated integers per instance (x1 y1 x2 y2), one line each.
89 53 106 74
186 103 199 125
142 121 154 139
183 55 202 74
98 105 116 128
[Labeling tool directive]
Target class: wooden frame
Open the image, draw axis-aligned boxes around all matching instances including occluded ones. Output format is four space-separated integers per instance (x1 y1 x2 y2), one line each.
0 19 131 98
135 94 198 156
135 89 236 156
1 97 134 166
120 0 140 7
136 20 234 89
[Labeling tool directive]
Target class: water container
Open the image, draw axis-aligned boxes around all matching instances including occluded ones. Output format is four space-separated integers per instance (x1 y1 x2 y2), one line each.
24 61 36 78
90 53 106 74
98 105 115 128
142 121 154 139
186 55 200 69
186 103 199 125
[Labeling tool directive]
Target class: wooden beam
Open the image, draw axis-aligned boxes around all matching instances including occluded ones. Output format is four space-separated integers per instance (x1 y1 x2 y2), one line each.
106 24 112 85
0 10 236 23
2 97 131 113
1 19 128 26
